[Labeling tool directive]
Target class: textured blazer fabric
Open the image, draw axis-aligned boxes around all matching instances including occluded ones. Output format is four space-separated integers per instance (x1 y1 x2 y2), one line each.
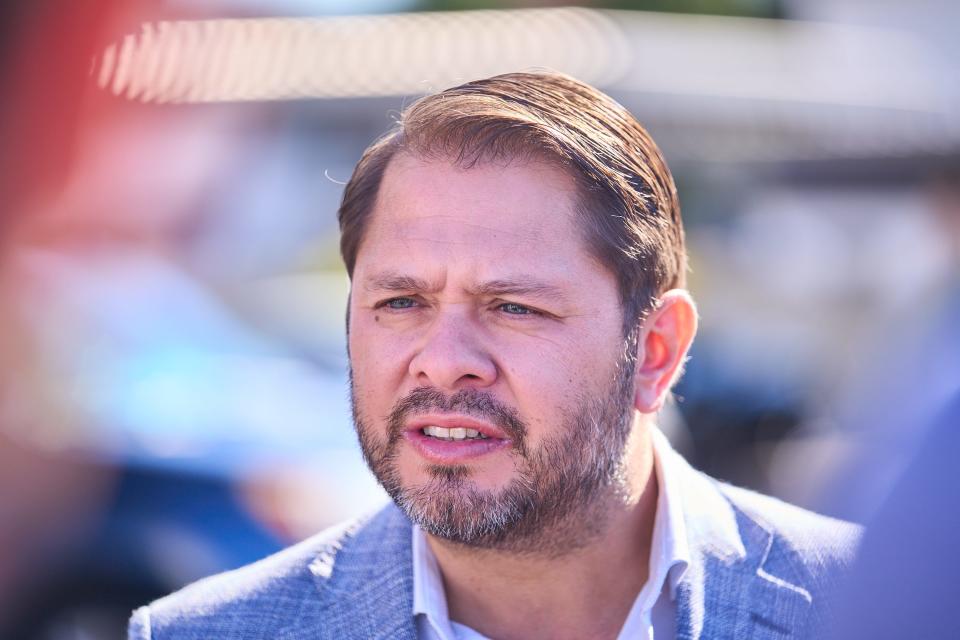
128 448 861 640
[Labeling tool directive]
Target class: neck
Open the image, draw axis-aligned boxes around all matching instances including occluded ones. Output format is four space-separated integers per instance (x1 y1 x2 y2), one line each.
427 423 658 640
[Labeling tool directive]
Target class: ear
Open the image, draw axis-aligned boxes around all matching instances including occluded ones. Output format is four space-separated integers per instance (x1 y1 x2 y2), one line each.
632 289 698 413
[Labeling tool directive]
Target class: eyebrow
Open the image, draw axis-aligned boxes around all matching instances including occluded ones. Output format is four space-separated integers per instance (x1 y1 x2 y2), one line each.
365 272 440 293
363 271 568 303
470 278 568 303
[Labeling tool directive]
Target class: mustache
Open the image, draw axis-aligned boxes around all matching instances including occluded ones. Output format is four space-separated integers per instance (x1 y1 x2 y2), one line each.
386 387 527 447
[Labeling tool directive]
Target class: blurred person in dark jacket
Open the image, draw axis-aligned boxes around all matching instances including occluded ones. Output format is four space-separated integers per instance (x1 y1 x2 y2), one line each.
828 391 960 640
129 71 861 640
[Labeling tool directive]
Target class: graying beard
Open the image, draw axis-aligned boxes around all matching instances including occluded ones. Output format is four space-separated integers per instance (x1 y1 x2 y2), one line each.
351 332 638 557
359 392 632 557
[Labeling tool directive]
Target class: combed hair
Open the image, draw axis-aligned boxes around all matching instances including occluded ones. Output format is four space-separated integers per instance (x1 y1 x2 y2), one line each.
338 71 687 332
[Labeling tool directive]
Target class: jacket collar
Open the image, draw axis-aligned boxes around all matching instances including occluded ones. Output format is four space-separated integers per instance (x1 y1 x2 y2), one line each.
670 448 813 639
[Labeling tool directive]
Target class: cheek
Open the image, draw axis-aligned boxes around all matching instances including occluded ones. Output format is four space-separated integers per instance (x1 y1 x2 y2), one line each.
496 340 582 430
497 330 623 425
349 315 415 397
499 326 617 383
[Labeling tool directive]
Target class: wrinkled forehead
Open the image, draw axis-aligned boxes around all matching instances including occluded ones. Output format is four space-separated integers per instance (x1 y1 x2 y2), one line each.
354 154 608 290
361 152 586 260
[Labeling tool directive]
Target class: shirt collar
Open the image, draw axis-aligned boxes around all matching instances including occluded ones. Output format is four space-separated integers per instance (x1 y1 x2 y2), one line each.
412 522 457 639
411 427 690 627
649 426 691 601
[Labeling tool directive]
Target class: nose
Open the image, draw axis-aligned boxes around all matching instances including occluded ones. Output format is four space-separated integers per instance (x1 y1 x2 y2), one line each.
408 310 498 391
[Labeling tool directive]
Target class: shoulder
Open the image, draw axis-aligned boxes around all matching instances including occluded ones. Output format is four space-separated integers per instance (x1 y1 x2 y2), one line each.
720 482 863 573
717 479 863 626
128 505 405 640
665 440 862 581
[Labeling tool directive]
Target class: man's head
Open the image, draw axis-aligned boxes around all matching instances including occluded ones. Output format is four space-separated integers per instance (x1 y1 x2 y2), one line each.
340 71 687 334
339 71 696 555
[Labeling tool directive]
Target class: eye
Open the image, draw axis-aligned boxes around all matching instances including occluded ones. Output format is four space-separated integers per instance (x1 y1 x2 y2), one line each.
379 297 419 310
498 302 537 316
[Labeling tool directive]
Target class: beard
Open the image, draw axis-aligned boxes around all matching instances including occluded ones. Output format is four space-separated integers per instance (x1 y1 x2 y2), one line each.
351 341 638 557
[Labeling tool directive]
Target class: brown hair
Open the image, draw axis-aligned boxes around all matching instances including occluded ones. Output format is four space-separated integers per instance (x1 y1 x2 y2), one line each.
338 71 686 332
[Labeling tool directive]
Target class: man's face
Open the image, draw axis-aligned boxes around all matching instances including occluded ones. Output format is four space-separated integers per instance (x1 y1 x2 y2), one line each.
348 153 638 553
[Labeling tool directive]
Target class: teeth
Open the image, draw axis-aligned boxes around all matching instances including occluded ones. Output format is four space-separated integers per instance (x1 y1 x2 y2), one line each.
421 426 489 440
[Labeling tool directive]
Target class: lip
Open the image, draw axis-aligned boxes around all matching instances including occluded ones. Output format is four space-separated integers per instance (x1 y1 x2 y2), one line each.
403 414 512 464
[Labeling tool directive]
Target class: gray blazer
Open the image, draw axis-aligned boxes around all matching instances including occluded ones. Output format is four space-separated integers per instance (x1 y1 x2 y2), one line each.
129 451 860 639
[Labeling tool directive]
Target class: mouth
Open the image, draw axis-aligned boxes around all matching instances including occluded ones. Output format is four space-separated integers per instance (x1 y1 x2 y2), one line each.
403 415 511 464
420 425 490 441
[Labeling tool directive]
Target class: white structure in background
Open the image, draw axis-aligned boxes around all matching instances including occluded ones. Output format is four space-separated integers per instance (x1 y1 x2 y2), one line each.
94 6 957 163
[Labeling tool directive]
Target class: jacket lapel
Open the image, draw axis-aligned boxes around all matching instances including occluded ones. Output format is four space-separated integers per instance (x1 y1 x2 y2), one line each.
276 504 418 640
672 452 812 639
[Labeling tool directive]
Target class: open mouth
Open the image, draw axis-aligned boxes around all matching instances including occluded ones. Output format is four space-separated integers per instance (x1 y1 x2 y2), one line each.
404 416 510 463
420 426 491 441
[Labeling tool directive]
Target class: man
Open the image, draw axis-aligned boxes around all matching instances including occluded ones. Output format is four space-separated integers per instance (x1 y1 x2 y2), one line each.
129 71 860 639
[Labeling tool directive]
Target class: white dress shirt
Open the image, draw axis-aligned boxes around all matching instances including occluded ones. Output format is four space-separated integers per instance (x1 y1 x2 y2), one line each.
412 428 690 639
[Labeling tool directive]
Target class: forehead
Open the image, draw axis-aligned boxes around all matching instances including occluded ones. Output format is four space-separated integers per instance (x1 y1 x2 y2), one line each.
355 153 598 281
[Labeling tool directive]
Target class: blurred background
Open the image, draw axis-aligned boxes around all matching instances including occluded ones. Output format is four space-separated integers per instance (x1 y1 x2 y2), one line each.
1 0 957 637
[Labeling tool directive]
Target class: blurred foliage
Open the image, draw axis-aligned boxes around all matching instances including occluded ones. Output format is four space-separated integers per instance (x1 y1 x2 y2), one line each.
415 0 783 19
